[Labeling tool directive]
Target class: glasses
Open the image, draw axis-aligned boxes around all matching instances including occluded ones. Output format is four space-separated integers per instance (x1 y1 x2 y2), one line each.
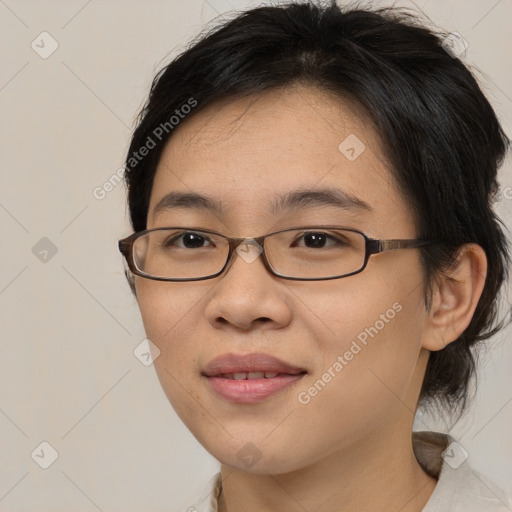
118 226 437 282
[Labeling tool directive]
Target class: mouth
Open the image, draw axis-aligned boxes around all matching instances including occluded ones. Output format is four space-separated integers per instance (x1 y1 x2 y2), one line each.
201 353 308 403
210 371 306 380
202 352 307 376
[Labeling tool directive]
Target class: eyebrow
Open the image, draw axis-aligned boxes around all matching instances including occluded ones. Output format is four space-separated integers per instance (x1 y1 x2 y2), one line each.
152 187 372 216
154 191 224 215
270 188 372 215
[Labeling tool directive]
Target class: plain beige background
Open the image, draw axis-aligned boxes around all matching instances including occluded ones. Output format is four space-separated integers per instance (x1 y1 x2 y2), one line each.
1 0 511 511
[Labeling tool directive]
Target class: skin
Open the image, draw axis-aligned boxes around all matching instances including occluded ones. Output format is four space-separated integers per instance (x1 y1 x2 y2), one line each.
134 84 487 512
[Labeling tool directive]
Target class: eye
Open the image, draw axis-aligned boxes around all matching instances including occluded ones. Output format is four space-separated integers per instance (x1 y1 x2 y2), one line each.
292 231 347 249
164 231 214 249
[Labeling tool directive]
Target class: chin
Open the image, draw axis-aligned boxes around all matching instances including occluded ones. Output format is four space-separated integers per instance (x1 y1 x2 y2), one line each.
200 435 311 475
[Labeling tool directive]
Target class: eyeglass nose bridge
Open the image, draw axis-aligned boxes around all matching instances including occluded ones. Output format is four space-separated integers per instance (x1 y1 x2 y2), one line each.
222 235 275 274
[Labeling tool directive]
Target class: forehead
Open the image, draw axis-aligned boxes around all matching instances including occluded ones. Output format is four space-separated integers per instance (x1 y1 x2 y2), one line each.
148 85 413 234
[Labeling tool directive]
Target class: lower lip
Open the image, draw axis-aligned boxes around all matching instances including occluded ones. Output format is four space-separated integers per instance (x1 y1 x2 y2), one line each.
205 374 306 403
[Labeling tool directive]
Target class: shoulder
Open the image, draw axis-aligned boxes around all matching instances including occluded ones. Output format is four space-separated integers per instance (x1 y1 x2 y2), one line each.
424 462 511 511
414 431 512 512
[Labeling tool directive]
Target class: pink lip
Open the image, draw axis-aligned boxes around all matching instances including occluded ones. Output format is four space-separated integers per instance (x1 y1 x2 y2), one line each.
202 353 307 404
202 352 306 376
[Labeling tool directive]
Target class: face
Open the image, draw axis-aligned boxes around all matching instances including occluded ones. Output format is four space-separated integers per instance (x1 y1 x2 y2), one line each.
135 85 431 474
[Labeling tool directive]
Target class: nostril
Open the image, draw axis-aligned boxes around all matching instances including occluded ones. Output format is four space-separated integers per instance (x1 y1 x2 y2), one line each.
214 316 271 329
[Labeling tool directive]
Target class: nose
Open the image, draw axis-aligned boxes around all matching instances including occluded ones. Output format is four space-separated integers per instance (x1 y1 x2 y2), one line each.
204 239 294 331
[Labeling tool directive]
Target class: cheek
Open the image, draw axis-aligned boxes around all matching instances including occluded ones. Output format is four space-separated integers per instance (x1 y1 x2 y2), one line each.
292 261 425 351
135 280 204 344
288 288 425 460
135 280 205 381
295 266 426 407
135 280 209 420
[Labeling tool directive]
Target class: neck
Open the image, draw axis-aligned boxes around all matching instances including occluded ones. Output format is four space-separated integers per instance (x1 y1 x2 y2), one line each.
217 429 437 512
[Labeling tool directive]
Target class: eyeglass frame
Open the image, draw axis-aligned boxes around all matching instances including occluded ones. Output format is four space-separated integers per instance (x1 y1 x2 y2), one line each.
118 225 439 282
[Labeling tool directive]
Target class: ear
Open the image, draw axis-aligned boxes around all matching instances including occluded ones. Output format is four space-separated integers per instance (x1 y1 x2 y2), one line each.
124 269 138 297
422 243 487 351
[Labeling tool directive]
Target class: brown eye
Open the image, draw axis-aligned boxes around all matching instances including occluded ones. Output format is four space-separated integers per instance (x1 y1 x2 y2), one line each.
292 232 347 249
165 232 213 249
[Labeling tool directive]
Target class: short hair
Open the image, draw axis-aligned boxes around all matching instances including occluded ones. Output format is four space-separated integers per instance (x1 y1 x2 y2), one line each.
123 1 510 414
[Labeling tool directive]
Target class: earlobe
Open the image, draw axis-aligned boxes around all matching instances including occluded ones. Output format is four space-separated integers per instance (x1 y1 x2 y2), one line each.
422 243 487 352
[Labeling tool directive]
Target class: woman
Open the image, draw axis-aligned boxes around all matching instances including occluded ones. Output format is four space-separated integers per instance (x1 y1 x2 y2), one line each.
118 2 511 510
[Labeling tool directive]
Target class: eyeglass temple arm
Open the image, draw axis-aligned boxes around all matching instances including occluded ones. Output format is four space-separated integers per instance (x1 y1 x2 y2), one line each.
368 238 436 255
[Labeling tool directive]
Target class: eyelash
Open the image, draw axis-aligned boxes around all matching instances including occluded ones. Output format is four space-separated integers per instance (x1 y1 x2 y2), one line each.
164 231 346 249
